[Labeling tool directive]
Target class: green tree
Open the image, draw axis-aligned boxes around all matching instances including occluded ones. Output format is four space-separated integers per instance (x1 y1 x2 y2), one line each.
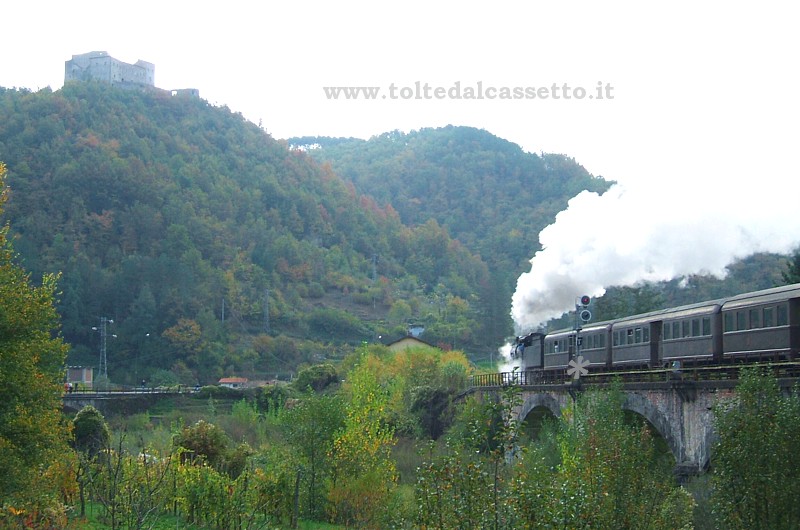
0 162 71 517
416 384 524 529
781 247 800 285
712 367 800 529
72 405 111 516
594 283 665 321
409 385 452 440
292 363 339 392
537 386 684 529
173 420 231 470
417 383 693 530
72 405 110 457
92 435 175 530
282 393 346 521
149 368 179 387
388 299 412 325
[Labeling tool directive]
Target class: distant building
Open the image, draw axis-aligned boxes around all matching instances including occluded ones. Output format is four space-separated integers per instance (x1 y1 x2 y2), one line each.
386 336 437 352
65 51 154 88
67 366 93 390
171 88 200 98
219 377 248 389
64 51 198 97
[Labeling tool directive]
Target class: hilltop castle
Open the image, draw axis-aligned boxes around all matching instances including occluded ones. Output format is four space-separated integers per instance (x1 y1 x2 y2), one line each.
65 51 199 97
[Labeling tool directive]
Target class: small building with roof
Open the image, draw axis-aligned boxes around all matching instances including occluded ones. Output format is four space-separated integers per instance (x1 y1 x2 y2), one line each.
218 377 248 389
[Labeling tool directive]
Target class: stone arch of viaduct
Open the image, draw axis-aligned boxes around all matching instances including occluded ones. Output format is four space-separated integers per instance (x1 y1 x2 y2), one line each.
511 382 737 476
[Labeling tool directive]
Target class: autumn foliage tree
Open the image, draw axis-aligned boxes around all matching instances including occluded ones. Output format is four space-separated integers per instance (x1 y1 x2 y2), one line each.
0 162 71 521
328 354 397 527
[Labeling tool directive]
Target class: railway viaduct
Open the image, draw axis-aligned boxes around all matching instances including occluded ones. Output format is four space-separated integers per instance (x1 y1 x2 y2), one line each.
63 390 182 417
471 370 799 480
514 380 730 477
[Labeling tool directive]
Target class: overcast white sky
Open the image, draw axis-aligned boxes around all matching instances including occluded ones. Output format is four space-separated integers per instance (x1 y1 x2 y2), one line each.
3 0 798 195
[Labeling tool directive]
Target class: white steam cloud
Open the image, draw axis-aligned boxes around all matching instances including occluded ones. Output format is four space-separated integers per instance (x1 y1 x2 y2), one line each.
511 182 800 331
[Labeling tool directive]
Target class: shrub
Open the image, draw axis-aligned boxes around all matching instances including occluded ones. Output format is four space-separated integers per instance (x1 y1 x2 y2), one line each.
293 363 339 392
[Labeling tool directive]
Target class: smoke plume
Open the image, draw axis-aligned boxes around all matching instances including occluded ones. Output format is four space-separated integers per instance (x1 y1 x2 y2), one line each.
511 182 800 331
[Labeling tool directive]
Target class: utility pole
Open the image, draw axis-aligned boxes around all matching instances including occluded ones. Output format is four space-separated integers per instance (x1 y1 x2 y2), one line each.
372 254 378 311
92 317 114 379
263 288 270 333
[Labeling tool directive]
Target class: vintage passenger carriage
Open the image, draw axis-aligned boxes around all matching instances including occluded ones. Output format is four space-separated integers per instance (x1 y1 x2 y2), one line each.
510 283 800 378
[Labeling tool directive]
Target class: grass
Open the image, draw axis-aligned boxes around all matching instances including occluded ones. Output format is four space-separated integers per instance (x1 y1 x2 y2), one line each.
68 503 345 529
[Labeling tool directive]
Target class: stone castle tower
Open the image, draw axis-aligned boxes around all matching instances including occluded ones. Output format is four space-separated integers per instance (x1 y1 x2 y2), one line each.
65 51 155 88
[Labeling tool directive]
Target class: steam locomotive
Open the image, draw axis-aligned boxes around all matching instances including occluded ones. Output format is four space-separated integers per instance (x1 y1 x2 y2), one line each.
510 283 800 376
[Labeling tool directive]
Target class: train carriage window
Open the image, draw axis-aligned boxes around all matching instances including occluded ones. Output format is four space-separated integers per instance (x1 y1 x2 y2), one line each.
724 313 734 332
702 317 711 336
682 320 690 338
749 309 761 329
634 327 642 343
613 331 620 346
643 327 650 342
627 328 634 345
664 323 672 340
599 334 605 348
777 304 788 326
736 311 746 330
764 307 774 328
672 321 681 339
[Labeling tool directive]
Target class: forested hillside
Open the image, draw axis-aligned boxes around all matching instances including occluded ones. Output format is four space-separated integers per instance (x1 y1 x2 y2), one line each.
293 130 795 331
0 84 493 385
290 128 612 338
1 84 788 387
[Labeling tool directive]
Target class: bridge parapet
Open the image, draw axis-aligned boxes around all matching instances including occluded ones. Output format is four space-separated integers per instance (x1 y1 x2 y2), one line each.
473 361 800 389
